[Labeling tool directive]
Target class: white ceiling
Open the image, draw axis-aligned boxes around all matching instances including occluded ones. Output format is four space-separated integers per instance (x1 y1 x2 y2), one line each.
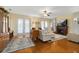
3 6 79 17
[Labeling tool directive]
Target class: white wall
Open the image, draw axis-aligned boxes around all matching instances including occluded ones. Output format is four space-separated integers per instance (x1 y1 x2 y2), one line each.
67 12 79 42
72 18 79 34
72 12 79 34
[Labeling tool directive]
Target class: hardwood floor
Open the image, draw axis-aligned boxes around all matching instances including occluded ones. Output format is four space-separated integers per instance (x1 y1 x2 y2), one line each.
14 39 79 53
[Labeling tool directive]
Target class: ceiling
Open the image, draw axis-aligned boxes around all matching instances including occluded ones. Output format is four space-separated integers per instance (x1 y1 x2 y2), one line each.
3 6 79 18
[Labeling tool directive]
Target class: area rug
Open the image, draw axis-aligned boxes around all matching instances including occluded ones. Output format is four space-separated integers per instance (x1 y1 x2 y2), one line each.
51 34 67 41
2 37 35 53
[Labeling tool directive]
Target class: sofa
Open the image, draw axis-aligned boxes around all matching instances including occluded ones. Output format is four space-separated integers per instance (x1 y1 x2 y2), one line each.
67 33 79 42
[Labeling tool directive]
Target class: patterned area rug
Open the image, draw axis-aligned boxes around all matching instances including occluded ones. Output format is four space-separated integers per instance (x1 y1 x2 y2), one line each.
2 37 35 53
51 34 67 41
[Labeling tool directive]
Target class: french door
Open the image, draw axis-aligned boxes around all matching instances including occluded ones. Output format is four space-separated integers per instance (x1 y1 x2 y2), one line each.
17 19 30 33
41 20 48 30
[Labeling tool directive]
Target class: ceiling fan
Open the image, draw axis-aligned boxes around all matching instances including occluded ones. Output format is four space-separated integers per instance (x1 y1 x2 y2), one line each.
42 9 52 17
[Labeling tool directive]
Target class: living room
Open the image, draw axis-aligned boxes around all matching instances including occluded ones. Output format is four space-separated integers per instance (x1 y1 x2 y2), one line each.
0 6 79 53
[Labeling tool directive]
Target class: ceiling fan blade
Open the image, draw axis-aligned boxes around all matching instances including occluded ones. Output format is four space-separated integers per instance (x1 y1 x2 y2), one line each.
47 14 50 16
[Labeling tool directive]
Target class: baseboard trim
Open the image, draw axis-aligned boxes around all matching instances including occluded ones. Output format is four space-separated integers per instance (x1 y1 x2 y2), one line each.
68 40 79 44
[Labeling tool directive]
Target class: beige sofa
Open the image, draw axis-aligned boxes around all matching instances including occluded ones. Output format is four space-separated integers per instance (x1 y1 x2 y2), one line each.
67 33 79 42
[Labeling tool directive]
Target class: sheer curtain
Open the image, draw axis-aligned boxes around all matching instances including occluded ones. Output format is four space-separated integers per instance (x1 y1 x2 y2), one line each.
17 19 23 33
41 21 45 30
41 20 48 30
25 20 30 33
17 19 30 34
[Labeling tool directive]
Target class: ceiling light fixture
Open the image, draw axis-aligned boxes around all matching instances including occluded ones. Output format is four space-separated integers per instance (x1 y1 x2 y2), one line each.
42 9 52 17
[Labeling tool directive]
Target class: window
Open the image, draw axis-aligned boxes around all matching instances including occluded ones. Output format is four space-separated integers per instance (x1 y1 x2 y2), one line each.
3 17 8 33
17 19 24 33
44 21 48 29
25 20 30 33
41 21 45 30
17 19 30 33
3 17 6 33
41 21 48 30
